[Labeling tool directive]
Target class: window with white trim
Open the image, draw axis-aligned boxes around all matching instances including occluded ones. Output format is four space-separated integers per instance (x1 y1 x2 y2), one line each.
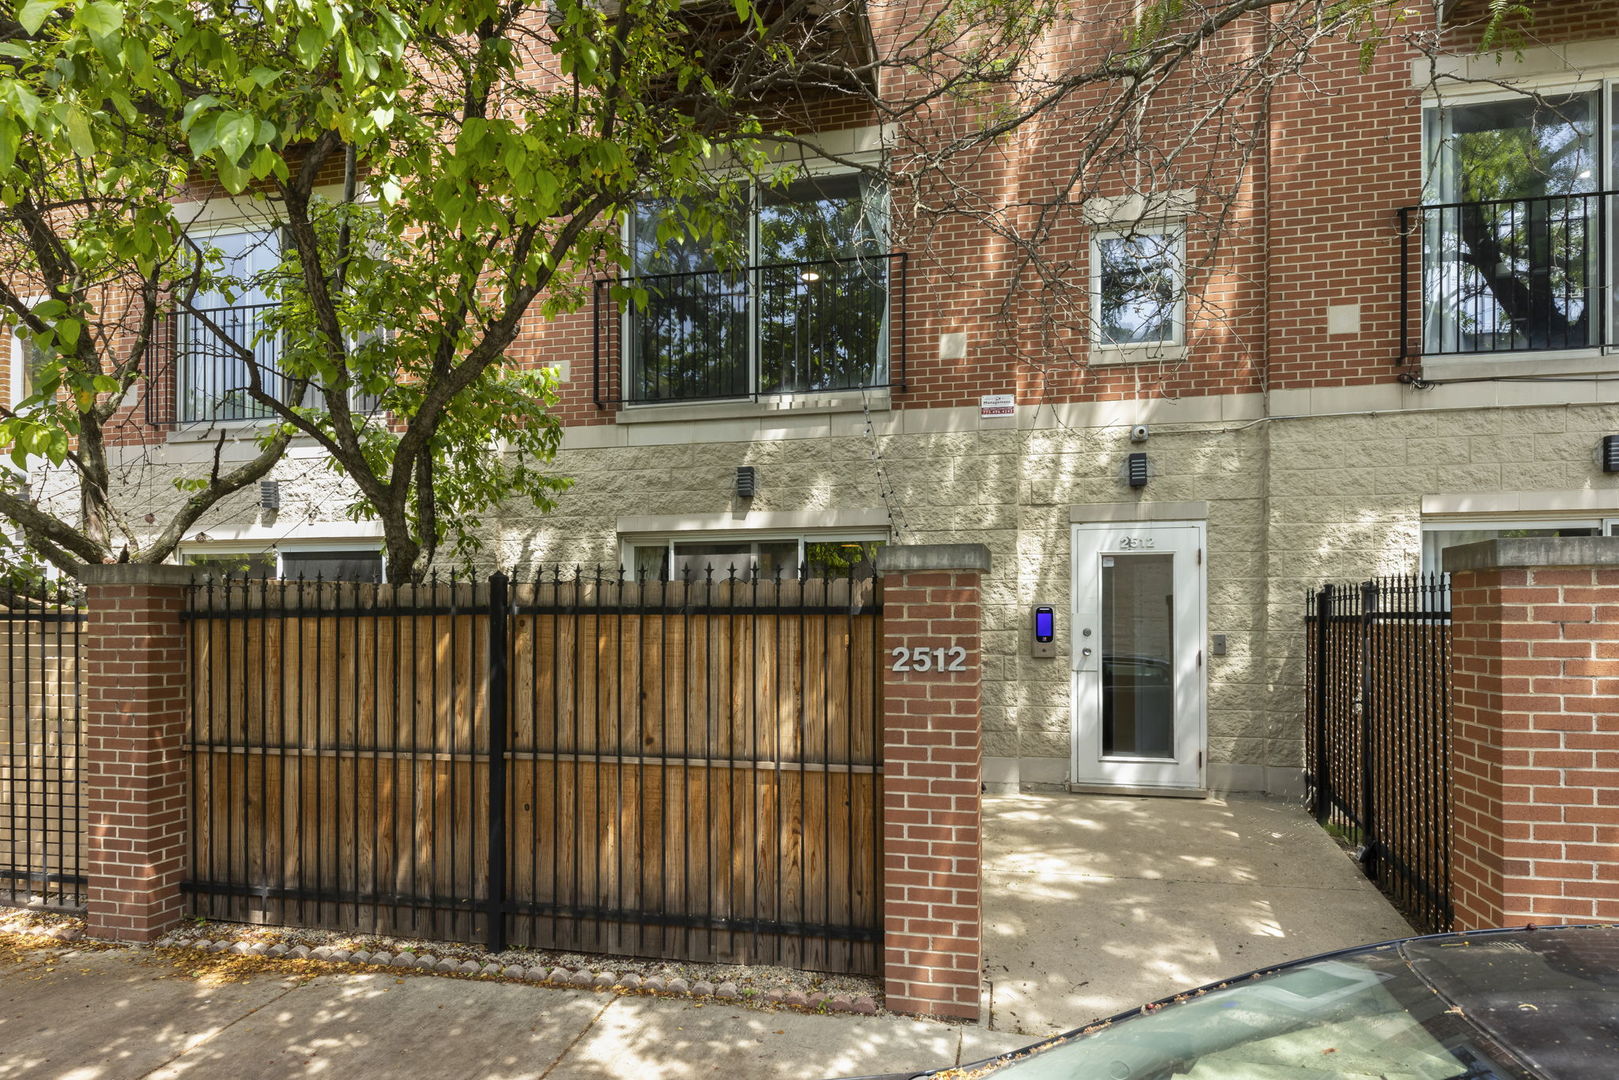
1090 223 1185 348
181 543 385 581
174 218 387 426
1420 516 1619 576
1417 81 1618 357
8 310 47 409
625 533 885 580
178 225 283 424
619 171 894 404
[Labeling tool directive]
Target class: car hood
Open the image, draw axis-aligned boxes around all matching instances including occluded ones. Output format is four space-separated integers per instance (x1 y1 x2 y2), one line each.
845 926 1619 1080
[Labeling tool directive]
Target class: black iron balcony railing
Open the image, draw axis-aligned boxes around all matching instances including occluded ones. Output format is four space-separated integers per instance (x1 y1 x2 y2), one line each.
592 252 906 407
1399 190 1614 362
144 303 287 427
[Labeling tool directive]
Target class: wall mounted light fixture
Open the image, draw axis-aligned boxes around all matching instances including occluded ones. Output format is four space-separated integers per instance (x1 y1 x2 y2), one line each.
736 466 758 499
1603 436 1619 474
260 479 281 512
1127 452 1148 488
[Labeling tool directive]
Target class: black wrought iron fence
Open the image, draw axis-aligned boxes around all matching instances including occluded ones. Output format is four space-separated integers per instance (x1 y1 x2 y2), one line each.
1305 576 1452 934
144 303 287 427
1400 190 1614 360
0 582 86 910
592 253 907 406
184 566 884 974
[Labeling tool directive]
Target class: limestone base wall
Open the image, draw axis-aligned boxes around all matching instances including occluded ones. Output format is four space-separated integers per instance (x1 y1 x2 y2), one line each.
61 389 1619 794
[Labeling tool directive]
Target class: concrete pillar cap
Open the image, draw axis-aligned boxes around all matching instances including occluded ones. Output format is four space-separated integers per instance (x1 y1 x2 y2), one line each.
875 544 991 574
75 564 202 587
1442 536 1619 573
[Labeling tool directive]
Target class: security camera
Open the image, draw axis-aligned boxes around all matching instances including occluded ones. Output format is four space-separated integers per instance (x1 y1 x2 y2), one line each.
1129 425 1149 443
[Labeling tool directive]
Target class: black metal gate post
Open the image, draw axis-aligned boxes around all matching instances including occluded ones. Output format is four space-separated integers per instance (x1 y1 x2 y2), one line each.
1358 579 1379 880
485 572 510 952
1312 584 1332 822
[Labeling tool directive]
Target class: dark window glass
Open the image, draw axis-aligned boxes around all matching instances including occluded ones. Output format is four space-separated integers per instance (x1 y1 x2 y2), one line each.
185 552 277 579
625 176 889 402
279 550 384 582
1421 93 1601 355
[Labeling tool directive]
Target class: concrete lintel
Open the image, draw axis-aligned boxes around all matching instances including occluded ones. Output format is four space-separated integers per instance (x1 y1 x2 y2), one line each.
617 508 890 536
1442 536 1619 573
75 563 201 587
875 543 991 574
1070 500 1209 524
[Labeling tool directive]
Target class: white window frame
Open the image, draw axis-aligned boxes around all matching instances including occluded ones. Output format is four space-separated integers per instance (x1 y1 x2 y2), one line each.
174 188 384 428
178 540 387 581
1416 72 1619 376
7 297 45 412
1419 515 1619 576
620 155 891 407
1088 221 1187 358
176 220 285 428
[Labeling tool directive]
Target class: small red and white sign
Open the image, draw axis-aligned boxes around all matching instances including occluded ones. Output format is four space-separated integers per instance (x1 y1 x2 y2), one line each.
980 393 1015 418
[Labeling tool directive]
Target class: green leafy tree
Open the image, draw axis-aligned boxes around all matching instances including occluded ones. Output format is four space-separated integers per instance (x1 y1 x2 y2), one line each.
0 0 1541 579
0 0 823 578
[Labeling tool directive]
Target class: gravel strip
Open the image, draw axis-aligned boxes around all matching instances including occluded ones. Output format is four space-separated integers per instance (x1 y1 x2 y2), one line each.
146 917 883 1015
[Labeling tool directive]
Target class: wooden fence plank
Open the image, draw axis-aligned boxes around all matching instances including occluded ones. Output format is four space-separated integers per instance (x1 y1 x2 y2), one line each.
187 577 882 973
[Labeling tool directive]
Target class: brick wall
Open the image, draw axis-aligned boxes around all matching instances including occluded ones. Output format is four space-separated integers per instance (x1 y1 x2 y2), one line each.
78 565 193 943
1447 539 1619 930
876 544 988 1020
63 0 1619 450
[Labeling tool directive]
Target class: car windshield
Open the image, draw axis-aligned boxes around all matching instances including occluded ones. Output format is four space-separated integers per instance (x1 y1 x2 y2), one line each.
960 941 1537 1080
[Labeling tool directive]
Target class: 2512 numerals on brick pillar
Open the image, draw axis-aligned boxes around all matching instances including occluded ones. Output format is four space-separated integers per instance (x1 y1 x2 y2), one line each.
874 544 990 1021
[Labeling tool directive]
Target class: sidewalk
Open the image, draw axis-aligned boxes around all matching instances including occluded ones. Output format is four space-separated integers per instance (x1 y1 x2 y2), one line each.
0 794 1413 1078
0 941 1026 1080
982 793 1414 1035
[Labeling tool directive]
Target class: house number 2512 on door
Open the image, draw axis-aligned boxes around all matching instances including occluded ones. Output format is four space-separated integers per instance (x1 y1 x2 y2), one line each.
890 646 969 672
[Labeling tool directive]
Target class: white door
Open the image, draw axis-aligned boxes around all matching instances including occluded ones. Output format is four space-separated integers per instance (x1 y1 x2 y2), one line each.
1071 522 1206 790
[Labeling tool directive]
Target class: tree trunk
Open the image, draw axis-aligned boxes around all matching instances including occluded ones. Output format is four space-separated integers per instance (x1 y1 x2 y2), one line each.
384 533 423 584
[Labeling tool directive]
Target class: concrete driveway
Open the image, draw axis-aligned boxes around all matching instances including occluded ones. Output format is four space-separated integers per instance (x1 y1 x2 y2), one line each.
982 793 1415 1035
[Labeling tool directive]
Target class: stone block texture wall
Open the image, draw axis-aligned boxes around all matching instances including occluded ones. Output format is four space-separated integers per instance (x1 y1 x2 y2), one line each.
878 546 987 1020
79 566 192 943
1448 543 1619 930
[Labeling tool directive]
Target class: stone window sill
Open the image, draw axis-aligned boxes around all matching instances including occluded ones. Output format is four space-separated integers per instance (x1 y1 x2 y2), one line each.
1418 349 1619 382
1089 344 1188 367
614 388 892 425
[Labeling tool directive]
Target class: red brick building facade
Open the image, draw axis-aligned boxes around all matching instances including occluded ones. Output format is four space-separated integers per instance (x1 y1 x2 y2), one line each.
12 0 1619 797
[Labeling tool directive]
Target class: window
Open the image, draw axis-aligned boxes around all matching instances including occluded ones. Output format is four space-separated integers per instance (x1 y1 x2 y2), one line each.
1419 517 1619 576
182 545 384 581
626 535 885 580
279 549 385 581
1417 84 1616 356
183 551 279 579
179 226 284 424
172 223 390 425
1091 224 1185 348
8 313 48 408
617 172 895 404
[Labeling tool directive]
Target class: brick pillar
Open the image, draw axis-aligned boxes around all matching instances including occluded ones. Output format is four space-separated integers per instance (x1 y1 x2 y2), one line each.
76 564 195 943
875 543 989 1020
1445 537 1619 930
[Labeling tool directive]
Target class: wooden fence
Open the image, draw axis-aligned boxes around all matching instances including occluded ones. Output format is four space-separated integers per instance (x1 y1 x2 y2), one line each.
185 572 884 974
